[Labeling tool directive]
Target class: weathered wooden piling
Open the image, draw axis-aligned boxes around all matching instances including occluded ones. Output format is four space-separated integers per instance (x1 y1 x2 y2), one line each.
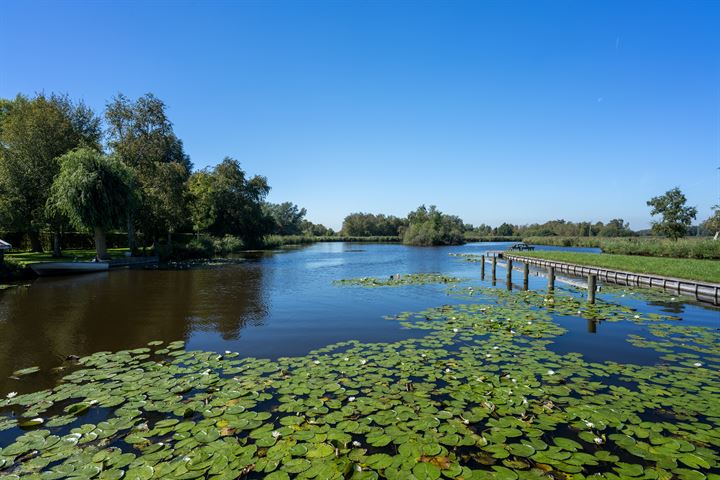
506 259 513 290
480 255 485 278
491 256 497 281
547 266 555 291
587 274 597 304
523 263 529 290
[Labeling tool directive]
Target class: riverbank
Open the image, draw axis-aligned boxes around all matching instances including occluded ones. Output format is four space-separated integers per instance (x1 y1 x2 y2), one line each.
514 250 720 283
523 236 720 259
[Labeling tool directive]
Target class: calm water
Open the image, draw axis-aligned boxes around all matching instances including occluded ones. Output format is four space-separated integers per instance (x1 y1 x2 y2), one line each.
0 242 717 395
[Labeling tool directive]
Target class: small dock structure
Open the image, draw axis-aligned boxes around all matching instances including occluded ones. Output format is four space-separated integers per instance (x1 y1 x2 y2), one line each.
504 253 720 306
0 239 11 265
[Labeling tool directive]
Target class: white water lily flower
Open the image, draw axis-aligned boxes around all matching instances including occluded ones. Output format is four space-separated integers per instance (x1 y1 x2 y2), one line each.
271 430 281 438
547 370 556 375
527 321 533 325
360 359 367 365
30 418 44 424
693 362 703 367
182 456 191 462
313 360 320 365
584 421 594 428
670 297 676 301
452 328 459 333
493 346 499 350
421 354 426 358
510 330 516 334
6 392 17 399
577 310 582 315
633 315 640 319
348 396 356 402
593 436 603 444
224 350 231 354
352 440 361 447
485 354 492 358
343 357 349 361
445 368 451 373
511 378 517 383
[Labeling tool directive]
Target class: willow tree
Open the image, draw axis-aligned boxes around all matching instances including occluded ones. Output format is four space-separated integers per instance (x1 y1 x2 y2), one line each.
0 94 101 251
48 148 135 260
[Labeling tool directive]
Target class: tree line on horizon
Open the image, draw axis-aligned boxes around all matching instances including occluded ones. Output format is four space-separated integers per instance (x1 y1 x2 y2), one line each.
1 92 718 258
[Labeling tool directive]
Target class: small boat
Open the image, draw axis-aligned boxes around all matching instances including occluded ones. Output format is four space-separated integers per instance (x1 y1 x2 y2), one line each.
508 242 535 251
29 261 109 277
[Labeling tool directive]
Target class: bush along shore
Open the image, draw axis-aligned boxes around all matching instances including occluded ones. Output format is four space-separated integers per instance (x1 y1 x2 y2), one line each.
1 285 718 478
523 236 720 260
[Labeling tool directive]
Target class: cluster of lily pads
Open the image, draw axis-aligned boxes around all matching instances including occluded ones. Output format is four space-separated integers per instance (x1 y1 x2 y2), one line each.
1 283 719 479
334 274 464 287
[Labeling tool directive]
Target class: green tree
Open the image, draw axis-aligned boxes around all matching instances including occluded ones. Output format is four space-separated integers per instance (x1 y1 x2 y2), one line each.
187 158 271 246
704 205 720 240
263 202 307 235
105 93 191 251
48 148 135 260
0 93 101 251
341 213 406 236
402 205 465 246
646 187 697 240
495 223 515 236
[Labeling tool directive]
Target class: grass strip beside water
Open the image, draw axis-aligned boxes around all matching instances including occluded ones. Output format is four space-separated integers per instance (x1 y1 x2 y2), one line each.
511 250 720 283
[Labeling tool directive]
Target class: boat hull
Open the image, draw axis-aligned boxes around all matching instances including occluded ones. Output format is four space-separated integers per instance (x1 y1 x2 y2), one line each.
29 262 109 277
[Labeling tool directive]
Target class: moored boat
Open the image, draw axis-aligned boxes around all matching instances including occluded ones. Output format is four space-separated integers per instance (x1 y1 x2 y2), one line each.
29 261 109 277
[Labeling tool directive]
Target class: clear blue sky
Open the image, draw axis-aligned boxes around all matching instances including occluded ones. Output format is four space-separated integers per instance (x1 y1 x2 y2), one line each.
1 1 718 230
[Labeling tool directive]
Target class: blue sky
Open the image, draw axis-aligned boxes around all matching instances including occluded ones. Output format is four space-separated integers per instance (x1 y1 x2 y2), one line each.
1 1 718 230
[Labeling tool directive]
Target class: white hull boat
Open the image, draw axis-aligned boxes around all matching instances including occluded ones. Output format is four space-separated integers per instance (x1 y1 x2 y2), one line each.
29 261 109 277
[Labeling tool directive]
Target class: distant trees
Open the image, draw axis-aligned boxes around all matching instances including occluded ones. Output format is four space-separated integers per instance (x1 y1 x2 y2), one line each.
403 205 465 246
341 213 407 236
647 188 697 240
48 148 135 259
264 202 307 235
703 205 720 240
0 94 101 252
187 158 271 247
495 223 515 236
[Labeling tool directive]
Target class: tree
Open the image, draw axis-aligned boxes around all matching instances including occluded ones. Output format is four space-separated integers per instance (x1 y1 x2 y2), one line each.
402 205 465 246
263 202 307 235
105 93 191 251
48 148 135 260
646 188 697 240
600 218 632 237
0 93 101 251
187 158 271 246
341 213 406 236
495 223 515 236
704 205 720 240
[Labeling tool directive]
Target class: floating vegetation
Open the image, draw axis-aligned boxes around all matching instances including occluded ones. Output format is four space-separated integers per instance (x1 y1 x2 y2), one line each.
1 289 719 479
597 285 693 304
334 273 464 287
449 253 485 263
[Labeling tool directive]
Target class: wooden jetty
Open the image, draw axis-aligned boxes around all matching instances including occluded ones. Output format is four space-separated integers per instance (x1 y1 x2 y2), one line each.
109 256 160 268
503 253 720 306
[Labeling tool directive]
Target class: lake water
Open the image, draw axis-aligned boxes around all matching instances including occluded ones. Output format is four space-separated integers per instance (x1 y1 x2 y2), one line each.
0 241 717 396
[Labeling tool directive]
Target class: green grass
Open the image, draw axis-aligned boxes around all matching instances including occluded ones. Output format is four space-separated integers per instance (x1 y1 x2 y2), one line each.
5 248 129 266
522 236 720 259
510 250 720 283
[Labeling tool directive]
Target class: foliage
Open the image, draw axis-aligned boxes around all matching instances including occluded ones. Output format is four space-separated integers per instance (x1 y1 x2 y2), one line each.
105 93 191 241
263 202 307 235
402 205 465 246
334 273 464 287
511 250 720 283
1 287 718 478
341 213 407 236
188 158 271 247
495 222 515 236
0 93 101 250
300 220 334 236
48 148 136 258
703 205 720 237
523 236 720 259
647 187 698 240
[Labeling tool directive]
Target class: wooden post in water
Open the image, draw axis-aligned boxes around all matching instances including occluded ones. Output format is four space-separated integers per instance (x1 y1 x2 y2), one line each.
587 274 597 304
491 255 497 282
547 266 555 291
480 255 485 279
506 259 513 288
523 263 529 290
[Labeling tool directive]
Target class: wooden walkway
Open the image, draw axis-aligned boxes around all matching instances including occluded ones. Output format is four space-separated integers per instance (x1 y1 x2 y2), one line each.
503 253 720 306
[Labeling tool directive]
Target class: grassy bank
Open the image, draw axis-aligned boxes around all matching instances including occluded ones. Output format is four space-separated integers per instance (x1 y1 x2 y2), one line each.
510 250 720 283
524 236 720 260
4 248 130 266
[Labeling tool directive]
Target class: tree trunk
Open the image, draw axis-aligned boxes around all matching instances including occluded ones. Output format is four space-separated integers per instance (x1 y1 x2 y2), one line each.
167 231 173 254
28 231 43 253
52 232 62 258
714 231 719 241
94 227 109 260
127 212 136 255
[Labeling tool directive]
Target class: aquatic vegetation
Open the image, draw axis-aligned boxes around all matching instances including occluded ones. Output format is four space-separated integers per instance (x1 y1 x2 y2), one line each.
1 289 719 478
448 253 484 263
334 273 465 287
